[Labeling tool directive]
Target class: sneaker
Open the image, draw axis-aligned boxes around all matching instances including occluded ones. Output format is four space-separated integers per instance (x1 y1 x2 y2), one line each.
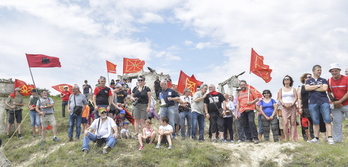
253 139 260 144
83 149 88 156
139 145 144 151
237 140 242 143
102 147 108 154
308 138 319 143
18 134 22 139
156 144 160 149
168 145 173 150
53 137 60 142
68 138 73 142
220 139 225 143
212 138 217 143
230 140 234 143
328 138 335 145
32 135 36 138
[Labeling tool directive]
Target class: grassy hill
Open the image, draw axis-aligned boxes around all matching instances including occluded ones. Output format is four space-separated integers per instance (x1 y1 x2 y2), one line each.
2 96 348 167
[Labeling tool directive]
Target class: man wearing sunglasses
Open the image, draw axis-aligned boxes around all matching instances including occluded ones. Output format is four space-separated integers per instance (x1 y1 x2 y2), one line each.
82 107 118 155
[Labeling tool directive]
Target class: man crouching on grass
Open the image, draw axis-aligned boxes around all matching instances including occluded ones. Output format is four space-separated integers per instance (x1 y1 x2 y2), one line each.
82 107 118 154
156 116 174 149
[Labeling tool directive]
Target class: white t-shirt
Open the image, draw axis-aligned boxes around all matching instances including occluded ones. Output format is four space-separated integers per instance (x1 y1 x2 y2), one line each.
90 117 116 138
121 128 129 134
159 124 173 132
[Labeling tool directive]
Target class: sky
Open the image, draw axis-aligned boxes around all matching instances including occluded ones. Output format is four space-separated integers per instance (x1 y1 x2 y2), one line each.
1 0 348 96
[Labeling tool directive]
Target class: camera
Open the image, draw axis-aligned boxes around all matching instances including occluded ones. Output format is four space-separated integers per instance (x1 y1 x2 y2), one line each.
133 98 139 106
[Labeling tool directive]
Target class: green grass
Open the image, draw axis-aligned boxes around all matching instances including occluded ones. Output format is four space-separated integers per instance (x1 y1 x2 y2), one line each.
2 96 348 166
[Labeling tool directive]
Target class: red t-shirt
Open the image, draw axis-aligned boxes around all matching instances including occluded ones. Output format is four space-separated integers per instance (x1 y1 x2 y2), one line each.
328 75 348 106
61 91 71 101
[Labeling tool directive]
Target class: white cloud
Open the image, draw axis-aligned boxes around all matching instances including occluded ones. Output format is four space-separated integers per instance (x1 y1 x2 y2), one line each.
174 0 348 93
196 42 211 49
183 40 193 45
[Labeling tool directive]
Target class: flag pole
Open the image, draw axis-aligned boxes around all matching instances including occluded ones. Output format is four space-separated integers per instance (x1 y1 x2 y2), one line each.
248 71 251 101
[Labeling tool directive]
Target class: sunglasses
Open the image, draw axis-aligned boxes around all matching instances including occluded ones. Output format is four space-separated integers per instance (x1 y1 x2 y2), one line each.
100 111 106 114
263 93 270 94
306 76 312 79
283 78 290 81
138 80 144 82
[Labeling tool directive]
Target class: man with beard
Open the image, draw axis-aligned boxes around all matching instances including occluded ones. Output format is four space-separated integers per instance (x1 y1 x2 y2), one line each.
36 90 60 144
191 84 208 141
235 80 260 144
204 84 226 143
82 107 118 154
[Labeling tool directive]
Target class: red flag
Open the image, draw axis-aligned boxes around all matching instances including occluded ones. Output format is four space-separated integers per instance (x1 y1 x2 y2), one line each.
26 54 61 68
191 75 203 87
123 58 145 74
167 81 172 89
106 60 117 74
248 84 263 98
51 84 73 93
250 48 272 83
14 79 34 96
177 71 201 94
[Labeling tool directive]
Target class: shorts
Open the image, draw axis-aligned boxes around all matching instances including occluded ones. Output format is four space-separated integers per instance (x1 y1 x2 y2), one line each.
8 110 22 124
209 112 224 133
309 103 332 125
41 114 57 128
278 117 284 129
82 117 88 124
132 103 148 119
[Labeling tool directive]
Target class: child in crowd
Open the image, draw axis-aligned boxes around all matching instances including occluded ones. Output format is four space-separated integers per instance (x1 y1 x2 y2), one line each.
156 116 173 149
81 104 90 132
121 122 130 139
138 119 156 150
115 110 126 137
87 99 95 125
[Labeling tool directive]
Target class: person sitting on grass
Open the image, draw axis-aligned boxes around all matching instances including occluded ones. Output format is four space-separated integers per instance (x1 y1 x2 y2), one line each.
156 116 173 149
115 110 126 137
82 107 118 155
138 119 156 150
120 122 130 139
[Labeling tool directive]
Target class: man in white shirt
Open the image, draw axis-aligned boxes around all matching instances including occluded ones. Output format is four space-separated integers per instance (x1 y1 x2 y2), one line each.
82 107 118 154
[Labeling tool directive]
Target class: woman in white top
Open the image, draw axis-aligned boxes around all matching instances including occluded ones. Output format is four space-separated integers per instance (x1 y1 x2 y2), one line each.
278 75 298 141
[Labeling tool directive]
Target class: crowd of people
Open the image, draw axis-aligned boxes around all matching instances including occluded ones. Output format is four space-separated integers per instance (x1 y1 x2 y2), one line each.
4 64 348 154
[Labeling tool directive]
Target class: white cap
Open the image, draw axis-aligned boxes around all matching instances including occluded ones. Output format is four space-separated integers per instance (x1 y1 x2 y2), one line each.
329 63 341 72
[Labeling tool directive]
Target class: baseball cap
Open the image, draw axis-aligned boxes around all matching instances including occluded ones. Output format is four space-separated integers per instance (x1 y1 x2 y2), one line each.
119 110 126 114
97 107 107 113
123 122 129 125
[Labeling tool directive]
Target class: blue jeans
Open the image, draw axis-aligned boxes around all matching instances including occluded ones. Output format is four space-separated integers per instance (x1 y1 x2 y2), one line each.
94 105 109 118
82 132 118 151
160 105 176 136
62 101 68 117
191 112 205 140
68 113 82 139
30 110 41 127
179 111 192 138
309 103 332 125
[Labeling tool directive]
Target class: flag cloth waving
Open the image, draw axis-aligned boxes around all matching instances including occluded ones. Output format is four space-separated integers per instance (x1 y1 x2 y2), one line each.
52 84 73 93
177 71 201 94
10 79 34 97
250 48 272 83
123 58 145 73
106 60 117 74
191 75 203 86
26 54 61 68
